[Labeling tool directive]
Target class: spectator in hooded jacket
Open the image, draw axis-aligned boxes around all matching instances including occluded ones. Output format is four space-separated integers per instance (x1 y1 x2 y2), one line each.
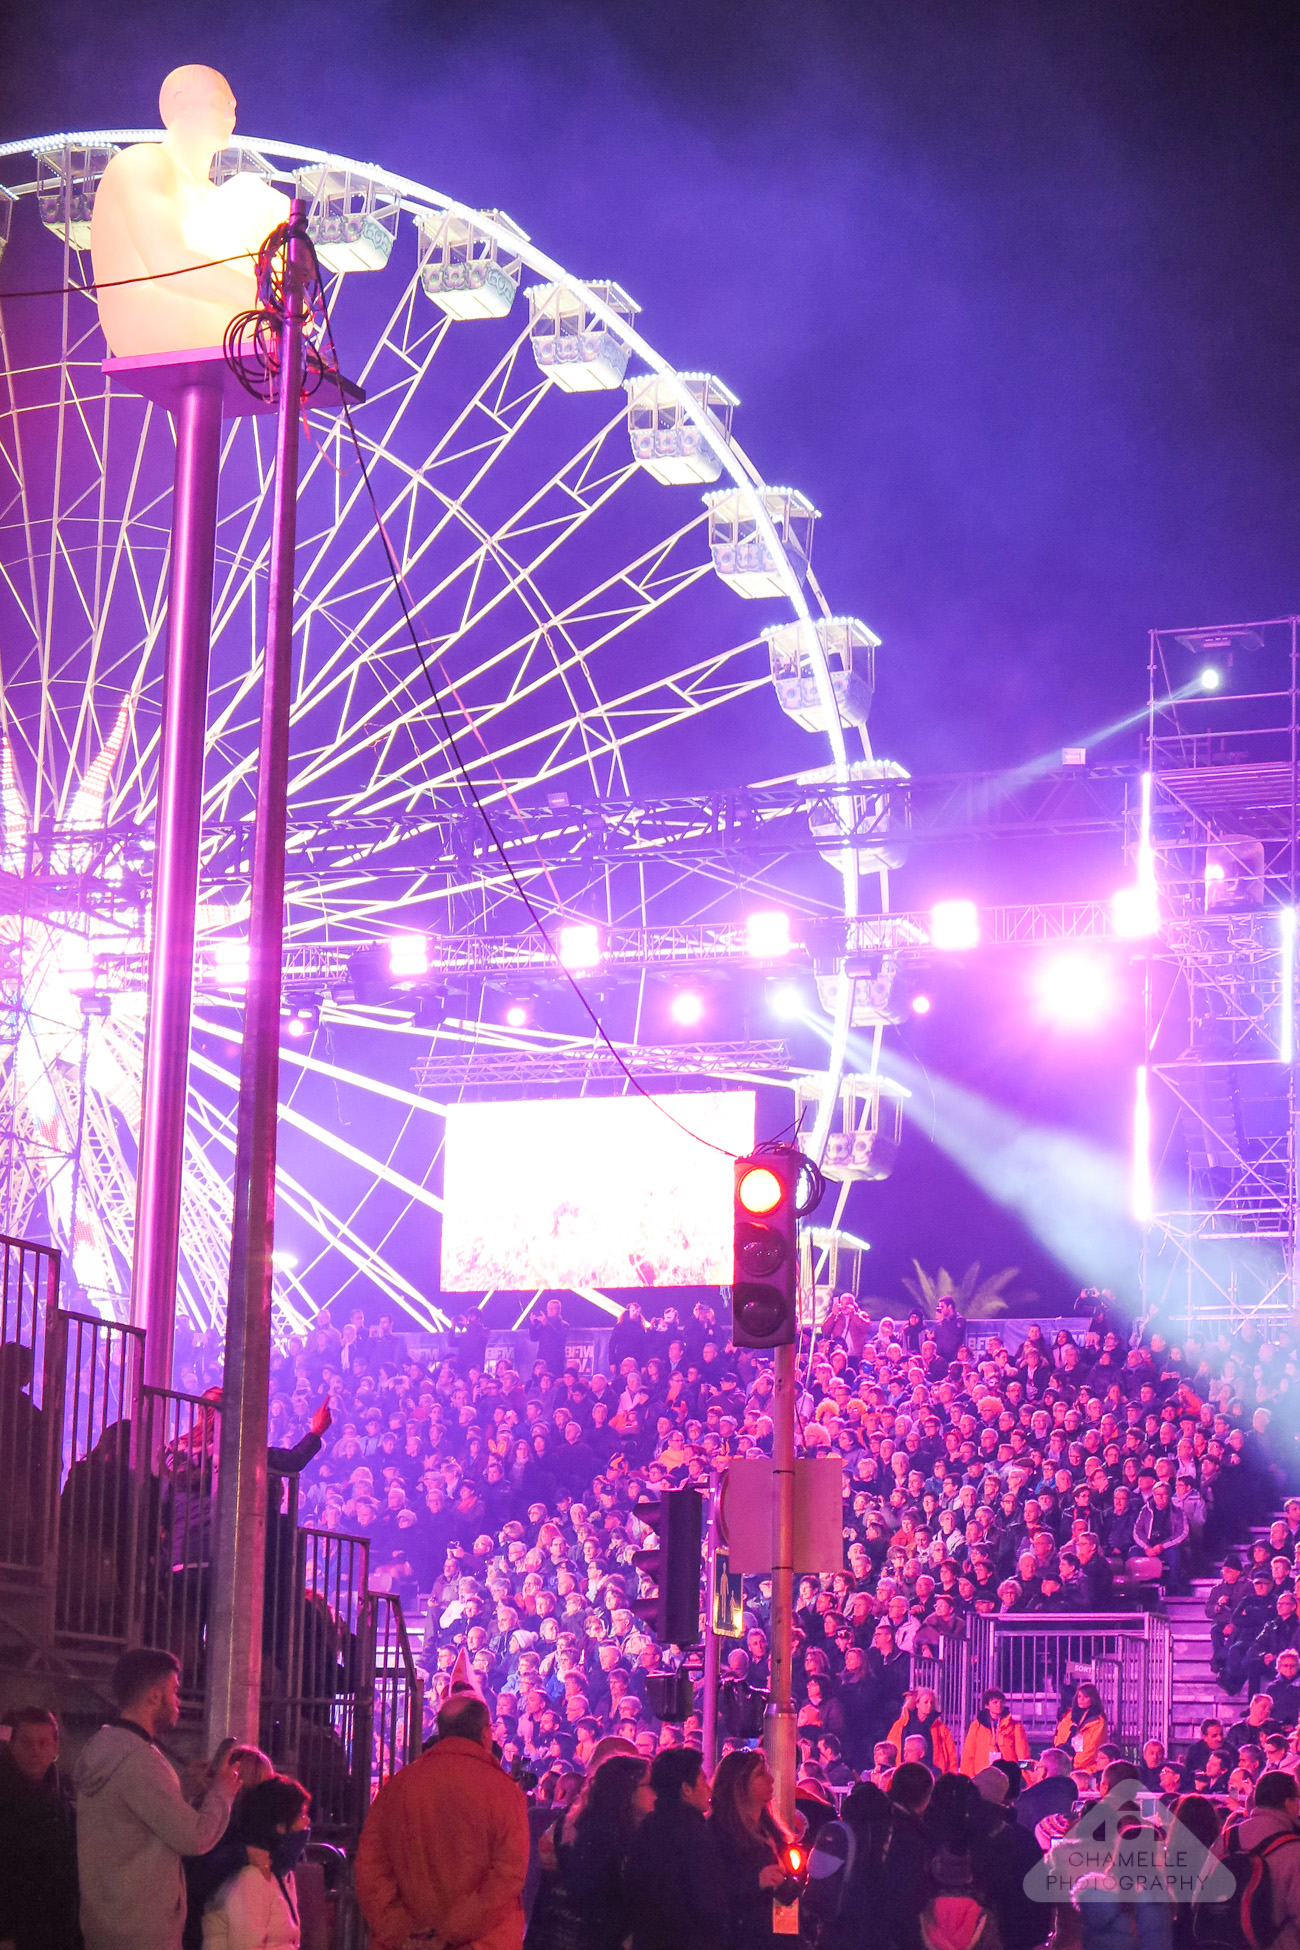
1053 1683 1108 1777
75 1648 238 1950
885 1688 959 1775
961 1689 1031 1776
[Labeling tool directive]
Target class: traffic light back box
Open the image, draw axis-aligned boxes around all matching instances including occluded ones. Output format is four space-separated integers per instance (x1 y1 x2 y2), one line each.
719 1457 844 1575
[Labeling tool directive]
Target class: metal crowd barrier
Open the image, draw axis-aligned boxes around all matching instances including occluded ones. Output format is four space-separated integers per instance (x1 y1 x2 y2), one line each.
0 1281 421 1841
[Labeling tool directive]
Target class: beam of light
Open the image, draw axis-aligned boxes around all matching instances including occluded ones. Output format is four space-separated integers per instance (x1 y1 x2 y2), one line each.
992 680 1216 794
1282 909 1296 1066
1132 1064 1153 1225
194 1009 448 1116
879 1046 1142 1304
571 1284 627 1320
190 1046 444 1213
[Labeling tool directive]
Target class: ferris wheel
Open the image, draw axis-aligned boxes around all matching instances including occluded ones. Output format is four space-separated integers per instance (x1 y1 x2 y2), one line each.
0 128 885 1334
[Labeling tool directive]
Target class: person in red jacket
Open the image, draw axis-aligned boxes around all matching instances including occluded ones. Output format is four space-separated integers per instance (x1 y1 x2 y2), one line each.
356 1692 529 1950
961 1688 1031 1776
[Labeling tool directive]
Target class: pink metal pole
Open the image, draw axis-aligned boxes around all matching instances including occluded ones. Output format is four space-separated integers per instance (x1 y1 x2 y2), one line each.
206 204 309 1746
132 374 224 1392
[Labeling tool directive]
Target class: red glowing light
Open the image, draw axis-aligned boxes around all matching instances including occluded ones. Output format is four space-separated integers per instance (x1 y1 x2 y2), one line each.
737 1165 783 1215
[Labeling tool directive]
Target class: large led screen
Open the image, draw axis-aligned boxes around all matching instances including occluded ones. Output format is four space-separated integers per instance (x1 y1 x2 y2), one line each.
440 1091 755 1291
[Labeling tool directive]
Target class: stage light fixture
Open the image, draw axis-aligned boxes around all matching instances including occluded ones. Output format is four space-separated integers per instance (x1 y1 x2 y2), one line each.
736 1163 783 1214
670 990 705 1026
745 909 792 958
212 939 251 987
769 982 804 1021
388 935 430 984
911 994 932 1016
505 1001 530 1028
1111 884 1160 939
930 899 979 951
1200 667 1223 691
1033 951 1114 1030
558 922 601 970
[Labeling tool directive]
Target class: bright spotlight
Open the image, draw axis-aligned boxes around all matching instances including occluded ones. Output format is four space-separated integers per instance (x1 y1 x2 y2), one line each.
930 900 980 952
1033 951 1115 1031
272 1249 298 1270
287 1018 307 1038
558 922 601 971
505 1001 529 1029
1199 667 1223 691
911 993 932 1016
212 939 251 988
670 991 705 1026
1111 884 1160 939
388 934 430 982
770 983 804 1021
746 910 792 958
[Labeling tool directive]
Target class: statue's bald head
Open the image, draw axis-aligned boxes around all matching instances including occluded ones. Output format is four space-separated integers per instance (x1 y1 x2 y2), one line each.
159 65 236 136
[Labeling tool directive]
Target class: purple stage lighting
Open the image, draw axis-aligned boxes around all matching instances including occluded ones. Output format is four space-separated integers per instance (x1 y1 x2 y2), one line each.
670 990 705 1026
930 899 979 951
505 1001 529 1028
745 909 791 958
388 934 430 983
911 993 932 1016
558 922 601 971
1033 950 1114 1030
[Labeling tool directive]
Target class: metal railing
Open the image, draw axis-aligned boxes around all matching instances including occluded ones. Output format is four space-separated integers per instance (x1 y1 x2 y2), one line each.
0 1235 61 1578
910 1629 974 1737
368 1592 424 1794
967 1612 1172 1751
0 1285 421 1844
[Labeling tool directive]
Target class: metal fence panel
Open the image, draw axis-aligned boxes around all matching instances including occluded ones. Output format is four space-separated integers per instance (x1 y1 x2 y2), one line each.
134 1386 221 1700
970 1613 1170 1753
53 1312 144 1644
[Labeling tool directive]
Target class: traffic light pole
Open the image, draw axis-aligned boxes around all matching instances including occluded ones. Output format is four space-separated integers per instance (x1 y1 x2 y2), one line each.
206 202 310 1748
765 1340 797 1828
703 1480 721 1775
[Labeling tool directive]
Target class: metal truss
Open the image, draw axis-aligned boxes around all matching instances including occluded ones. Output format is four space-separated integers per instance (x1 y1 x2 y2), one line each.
1140 617 1300 1330
411 1039 792 1088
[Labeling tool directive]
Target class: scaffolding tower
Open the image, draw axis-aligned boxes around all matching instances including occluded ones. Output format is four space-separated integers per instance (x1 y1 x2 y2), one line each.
1140 616 1300 1329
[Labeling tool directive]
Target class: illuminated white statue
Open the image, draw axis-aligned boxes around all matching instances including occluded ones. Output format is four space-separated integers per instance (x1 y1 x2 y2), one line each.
91 65 289 358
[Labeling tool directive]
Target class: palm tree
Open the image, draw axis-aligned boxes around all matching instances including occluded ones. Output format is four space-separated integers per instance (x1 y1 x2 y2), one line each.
900 1260 1030 1320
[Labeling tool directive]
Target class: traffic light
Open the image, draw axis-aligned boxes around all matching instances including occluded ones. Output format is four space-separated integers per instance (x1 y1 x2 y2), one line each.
631 1488 704 1645
732 1149 801 1347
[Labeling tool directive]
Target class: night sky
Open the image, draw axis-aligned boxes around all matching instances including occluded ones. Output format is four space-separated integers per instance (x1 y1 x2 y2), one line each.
3 0 1297 1321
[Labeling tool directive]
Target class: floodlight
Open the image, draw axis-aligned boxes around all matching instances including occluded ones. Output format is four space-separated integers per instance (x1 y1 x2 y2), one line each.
388 935 430 982
1199 667 1223 691
1033 951 1114 1031
911 994 932 1016
287 1018 307 1038
769 982 804 1021
930 900 979 951
558 922 601 971
1111 885 1159 939
745 910 792 958
670 990 705 1026
505 1002 530 1029
212 939 250 987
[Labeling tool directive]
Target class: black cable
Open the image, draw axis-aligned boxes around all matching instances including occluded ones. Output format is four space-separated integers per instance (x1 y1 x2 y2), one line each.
0 250 257 301
285 233 740 1161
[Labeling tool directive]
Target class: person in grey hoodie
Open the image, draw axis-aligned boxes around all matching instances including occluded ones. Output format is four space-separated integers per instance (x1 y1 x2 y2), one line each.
75 1647 239 1950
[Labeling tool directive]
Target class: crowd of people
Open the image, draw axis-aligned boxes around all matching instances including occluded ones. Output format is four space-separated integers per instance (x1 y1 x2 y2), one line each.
169 1285 1299 1783
7 1284 1300 1950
